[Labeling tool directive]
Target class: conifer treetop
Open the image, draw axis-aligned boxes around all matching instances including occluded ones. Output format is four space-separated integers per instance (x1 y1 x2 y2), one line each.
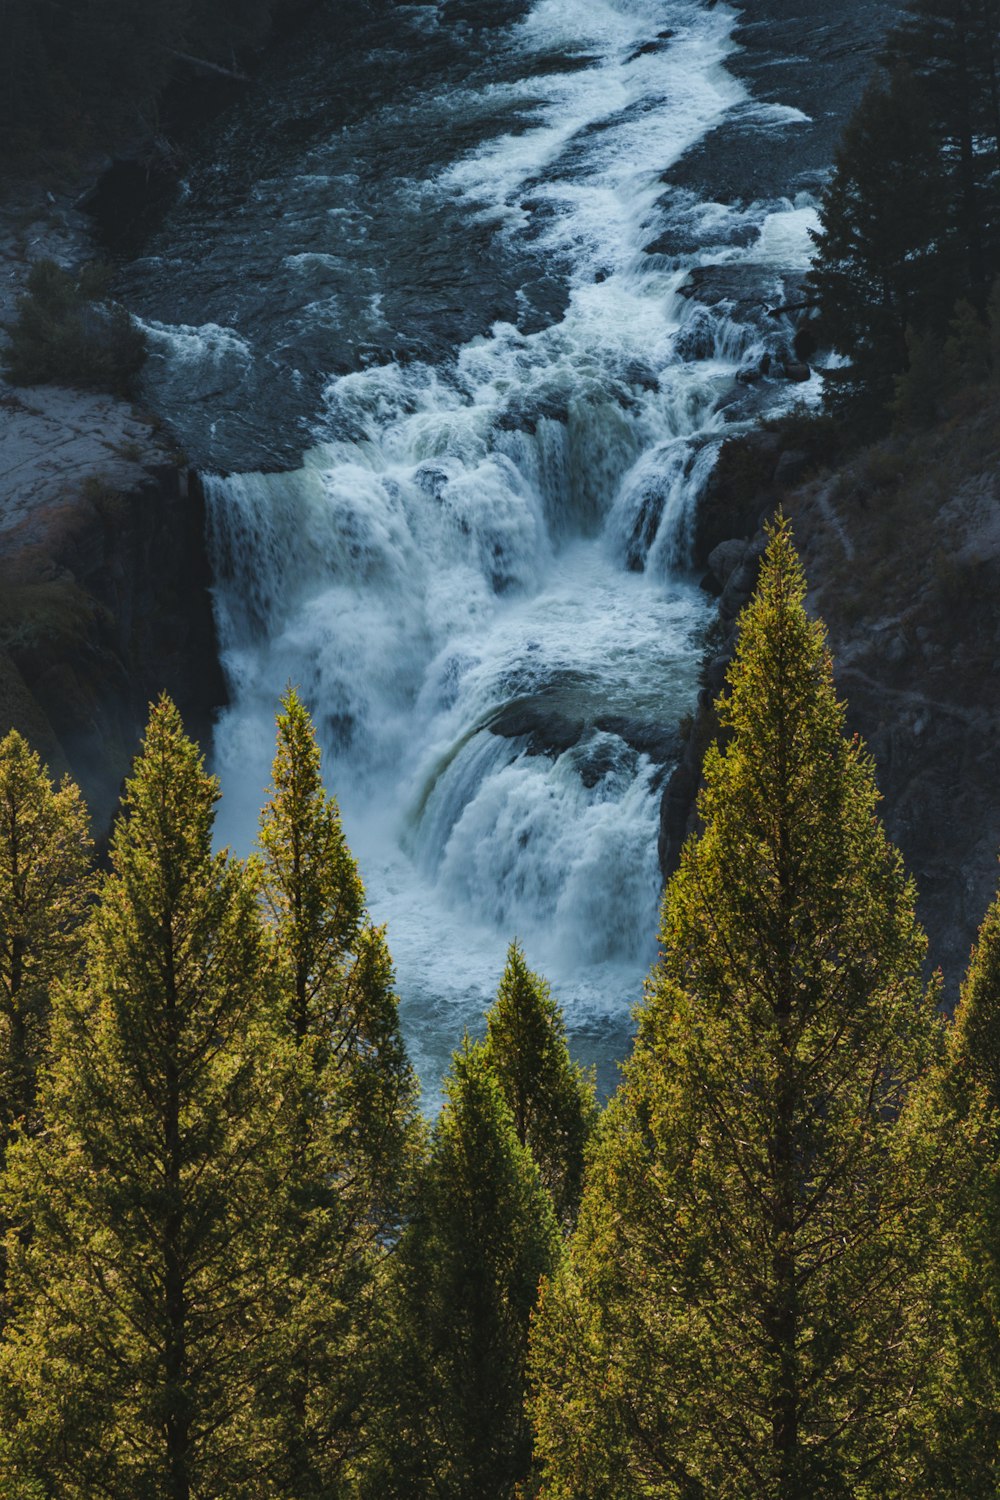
259 687 365 1032
483 941 596 1226
531 521 938 1499
951 888 1000 1107
0 728 92 1147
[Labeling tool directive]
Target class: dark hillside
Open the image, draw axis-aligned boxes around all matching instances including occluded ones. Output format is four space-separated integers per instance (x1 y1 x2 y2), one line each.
0 0 319 171
666 390 1000 996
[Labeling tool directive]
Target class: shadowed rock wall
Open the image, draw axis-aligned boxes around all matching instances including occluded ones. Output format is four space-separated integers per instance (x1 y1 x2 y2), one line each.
0 456 225 836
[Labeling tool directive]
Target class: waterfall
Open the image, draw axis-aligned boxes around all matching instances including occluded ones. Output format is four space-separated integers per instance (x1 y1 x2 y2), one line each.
125 0 827 1095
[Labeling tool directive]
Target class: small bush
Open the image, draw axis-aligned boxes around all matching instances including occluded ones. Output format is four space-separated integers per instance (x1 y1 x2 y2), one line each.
2 259 147 397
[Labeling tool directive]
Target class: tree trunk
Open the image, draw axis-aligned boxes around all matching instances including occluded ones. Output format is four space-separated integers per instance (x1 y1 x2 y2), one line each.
163 938 191 1500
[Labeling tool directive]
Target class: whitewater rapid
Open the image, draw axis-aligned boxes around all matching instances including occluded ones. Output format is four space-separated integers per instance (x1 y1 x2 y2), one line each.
129 0 828 1098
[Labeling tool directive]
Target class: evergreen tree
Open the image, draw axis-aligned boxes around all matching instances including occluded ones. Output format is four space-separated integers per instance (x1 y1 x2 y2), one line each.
808 67 951 419
899 881 1000 1494
482 941 596 1227
372 1043 560 1499
0 730 91 1153
0 698 284 1499
255 689 420 1494
530 523 939 1499
884 0 1000 303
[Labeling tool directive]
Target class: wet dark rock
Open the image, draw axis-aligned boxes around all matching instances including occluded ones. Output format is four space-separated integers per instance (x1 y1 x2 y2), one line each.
488 697 680 772
782 361 812 383
628 41 662 61
658 709 718 880
703 654 730 698
594 716 679 763
707 538 749 588
493 393 569 434
658 536 764 879
622 490 665 572
694 428 781 565
0 465 225 837
575 734 637 789
714 381 782 426
679 263 773 323
673 308 718 362
793 323 819 361
488 698 585 757
622 360 661 392
718 535 766 622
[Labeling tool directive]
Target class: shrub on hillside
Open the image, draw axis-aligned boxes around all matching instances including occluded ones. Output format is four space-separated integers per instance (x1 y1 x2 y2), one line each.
2 259 147 396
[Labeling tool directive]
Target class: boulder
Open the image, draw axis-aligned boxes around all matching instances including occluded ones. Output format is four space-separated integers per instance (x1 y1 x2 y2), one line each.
782 361 812 383
593 715 678 762
488 698 584 757
707 538 749 589
719 535 767 622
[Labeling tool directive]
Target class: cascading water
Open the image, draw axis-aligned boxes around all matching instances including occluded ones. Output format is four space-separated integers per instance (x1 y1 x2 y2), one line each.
114 0 886 1100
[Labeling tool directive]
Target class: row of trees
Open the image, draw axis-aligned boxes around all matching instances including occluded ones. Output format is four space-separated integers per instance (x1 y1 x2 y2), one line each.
809 0 1000 420
3 524 1000 1494
0 0 308 164
0 684 595 1497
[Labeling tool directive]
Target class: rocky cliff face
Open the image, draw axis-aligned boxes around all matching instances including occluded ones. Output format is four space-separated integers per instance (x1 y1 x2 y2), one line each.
0 426 225 834
0 180 226 836
666 396 1000 997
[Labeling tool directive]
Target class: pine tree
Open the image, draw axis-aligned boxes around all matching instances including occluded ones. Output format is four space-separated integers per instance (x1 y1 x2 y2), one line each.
255 689 420 1494
884 0 1000 303
482 941 597 1227
0 730 91 1154
372 1042 560 1499
808 67 952 419
530 523 939 1499
899 882 1000 1494
0 698 284 1499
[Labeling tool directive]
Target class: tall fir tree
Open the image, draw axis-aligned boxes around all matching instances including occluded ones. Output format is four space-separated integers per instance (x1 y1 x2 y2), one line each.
371 1042 560 1499
808 67 952 419
530 523 939 1500
482 941 596 1227
884 0 1000 303
254 689 420 1494
0 730 91 1154
0 698 284 1500
898 878 1000 1494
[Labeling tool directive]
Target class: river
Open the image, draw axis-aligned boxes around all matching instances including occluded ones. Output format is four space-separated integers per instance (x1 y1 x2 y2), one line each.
114 0 891 1101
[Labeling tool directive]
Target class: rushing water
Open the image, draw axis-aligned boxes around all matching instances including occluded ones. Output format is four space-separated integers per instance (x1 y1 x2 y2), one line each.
116 0 888 1100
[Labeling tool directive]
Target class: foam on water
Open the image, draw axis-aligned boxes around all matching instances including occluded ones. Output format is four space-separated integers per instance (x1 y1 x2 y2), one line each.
442 0 741 272
192 0 823 1101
